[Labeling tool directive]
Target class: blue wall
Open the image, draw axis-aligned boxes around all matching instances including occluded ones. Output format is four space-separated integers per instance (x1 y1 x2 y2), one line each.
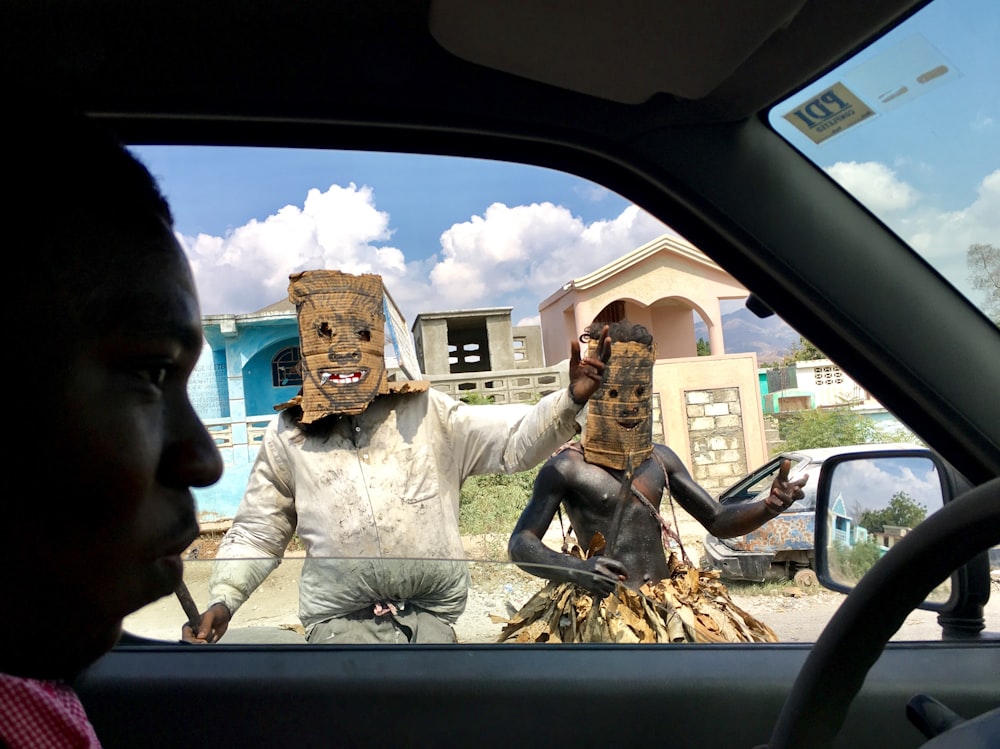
189 313 300 521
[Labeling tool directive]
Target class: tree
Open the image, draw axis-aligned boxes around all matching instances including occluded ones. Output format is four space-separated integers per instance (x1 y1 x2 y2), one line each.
859 491 927 533
696 337 711 356
775 406 883 451
967 243 1000 324
780 336 825 365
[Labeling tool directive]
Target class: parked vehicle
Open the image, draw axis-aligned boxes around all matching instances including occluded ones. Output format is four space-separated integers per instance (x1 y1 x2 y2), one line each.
6 0 998 747
702 444 925 585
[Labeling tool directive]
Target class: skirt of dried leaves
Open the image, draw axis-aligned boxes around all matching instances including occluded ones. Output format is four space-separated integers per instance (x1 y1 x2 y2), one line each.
495 553 778 644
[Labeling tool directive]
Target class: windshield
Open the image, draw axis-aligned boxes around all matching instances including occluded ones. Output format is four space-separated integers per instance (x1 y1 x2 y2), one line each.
768 0 999 324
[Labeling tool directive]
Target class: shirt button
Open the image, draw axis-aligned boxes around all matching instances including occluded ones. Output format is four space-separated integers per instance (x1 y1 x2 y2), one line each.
363 454 369 461
355 426 361 432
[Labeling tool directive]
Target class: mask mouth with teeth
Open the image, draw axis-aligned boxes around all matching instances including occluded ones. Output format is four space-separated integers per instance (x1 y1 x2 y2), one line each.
287 270 390 422
319 370 370 386
581 339 656 470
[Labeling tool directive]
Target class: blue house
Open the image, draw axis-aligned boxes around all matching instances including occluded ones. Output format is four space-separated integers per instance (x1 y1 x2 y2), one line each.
188 298 304 520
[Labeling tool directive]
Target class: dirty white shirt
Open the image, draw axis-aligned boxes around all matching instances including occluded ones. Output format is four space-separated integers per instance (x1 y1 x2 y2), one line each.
208 387 581 628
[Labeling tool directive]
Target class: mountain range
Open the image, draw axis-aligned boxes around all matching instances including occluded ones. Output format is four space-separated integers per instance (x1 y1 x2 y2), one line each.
693 306 801 363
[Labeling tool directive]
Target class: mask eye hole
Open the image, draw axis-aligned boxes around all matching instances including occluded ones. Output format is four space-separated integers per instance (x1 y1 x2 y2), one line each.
356 329 371 341
635 386 645 397
608 388 619 398
318 322 332 339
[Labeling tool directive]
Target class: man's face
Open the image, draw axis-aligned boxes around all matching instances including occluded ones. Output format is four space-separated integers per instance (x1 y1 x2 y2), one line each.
582 341 655 470
293 273 388 420
8 227 222 679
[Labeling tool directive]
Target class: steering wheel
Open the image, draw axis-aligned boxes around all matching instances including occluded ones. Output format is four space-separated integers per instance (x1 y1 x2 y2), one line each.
767 477 1000 748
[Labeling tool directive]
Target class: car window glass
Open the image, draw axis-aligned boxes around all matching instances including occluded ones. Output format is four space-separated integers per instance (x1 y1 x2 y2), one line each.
119 145 966 648
721 459 788 503
768 0 999 325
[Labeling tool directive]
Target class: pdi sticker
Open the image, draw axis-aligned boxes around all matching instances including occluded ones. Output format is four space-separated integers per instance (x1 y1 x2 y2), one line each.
783 82 875 145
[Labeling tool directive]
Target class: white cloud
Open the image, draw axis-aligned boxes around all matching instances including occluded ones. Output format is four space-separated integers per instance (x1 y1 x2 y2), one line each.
822 162 999 303
182 183 409 315
181 182 670 324
971 112 994 133
573 183 615 202
825 161 918 213
832 457 942 515
899 169 1000 298
429 202 668 310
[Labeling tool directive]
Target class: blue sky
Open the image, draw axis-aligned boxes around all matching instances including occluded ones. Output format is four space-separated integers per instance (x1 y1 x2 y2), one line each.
132 0 997 330
770 0 998 304
134 146 671 325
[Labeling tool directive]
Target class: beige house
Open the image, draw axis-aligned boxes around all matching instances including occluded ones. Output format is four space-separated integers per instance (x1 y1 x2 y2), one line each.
538 233 769 495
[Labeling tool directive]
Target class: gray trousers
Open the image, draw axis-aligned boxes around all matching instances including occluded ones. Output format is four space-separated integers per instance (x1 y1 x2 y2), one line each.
307 605 458 644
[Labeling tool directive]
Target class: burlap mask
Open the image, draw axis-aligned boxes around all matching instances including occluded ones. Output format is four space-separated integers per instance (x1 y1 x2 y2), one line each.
581 339 656 470
288 270 389 422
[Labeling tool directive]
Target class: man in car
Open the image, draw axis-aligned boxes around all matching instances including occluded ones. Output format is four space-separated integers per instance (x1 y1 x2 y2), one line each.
186 270 611 645
1 110 224 746
501 320 807 643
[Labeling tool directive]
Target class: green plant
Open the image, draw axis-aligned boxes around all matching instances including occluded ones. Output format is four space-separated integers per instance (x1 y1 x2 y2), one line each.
827 539 884 584
459 392 496 405
458 465 541 536
772 406 916 454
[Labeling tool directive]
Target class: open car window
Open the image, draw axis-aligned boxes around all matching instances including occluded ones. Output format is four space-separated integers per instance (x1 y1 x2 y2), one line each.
116 140 993 647
111 0 997 652
719 457 814 507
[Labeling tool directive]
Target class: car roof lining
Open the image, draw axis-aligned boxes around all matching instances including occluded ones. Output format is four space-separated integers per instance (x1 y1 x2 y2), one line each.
7 0 928 132
428 0 811 104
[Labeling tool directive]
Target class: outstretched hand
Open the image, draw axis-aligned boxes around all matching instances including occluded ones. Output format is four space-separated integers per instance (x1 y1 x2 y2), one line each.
181 602 232 644
568 324 611 405
764 459 809 516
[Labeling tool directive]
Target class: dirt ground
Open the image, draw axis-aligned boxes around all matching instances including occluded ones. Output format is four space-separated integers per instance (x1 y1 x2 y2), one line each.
124 508 999 644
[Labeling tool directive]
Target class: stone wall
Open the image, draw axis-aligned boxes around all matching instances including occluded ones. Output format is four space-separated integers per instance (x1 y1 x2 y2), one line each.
685 387 748 497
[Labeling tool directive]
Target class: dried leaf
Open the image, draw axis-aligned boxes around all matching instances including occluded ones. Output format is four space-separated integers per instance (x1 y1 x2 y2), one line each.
497 555 779 644
586 532 606 558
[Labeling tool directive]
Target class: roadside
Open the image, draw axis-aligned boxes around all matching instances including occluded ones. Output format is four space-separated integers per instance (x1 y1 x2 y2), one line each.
123 511 997 644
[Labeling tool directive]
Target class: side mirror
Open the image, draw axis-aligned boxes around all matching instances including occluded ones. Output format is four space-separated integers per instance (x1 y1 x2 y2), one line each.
814 448 963 611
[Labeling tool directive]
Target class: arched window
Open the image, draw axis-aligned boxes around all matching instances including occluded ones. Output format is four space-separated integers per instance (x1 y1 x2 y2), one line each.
272 346 302 387
594 300 625 324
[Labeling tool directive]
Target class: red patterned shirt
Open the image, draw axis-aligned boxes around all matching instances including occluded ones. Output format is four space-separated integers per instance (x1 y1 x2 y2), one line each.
0 674 102 748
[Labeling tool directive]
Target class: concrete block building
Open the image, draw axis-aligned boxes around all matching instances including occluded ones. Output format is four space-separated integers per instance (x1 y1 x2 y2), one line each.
411 308 563 404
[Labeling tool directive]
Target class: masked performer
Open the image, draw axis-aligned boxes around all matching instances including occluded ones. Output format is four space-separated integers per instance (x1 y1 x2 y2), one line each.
501 320 807 644
187 270 610 645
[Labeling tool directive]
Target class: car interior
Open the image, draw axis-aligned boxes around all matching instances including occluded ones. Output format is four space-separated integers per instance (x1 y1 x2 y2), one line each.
5 0 998 747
